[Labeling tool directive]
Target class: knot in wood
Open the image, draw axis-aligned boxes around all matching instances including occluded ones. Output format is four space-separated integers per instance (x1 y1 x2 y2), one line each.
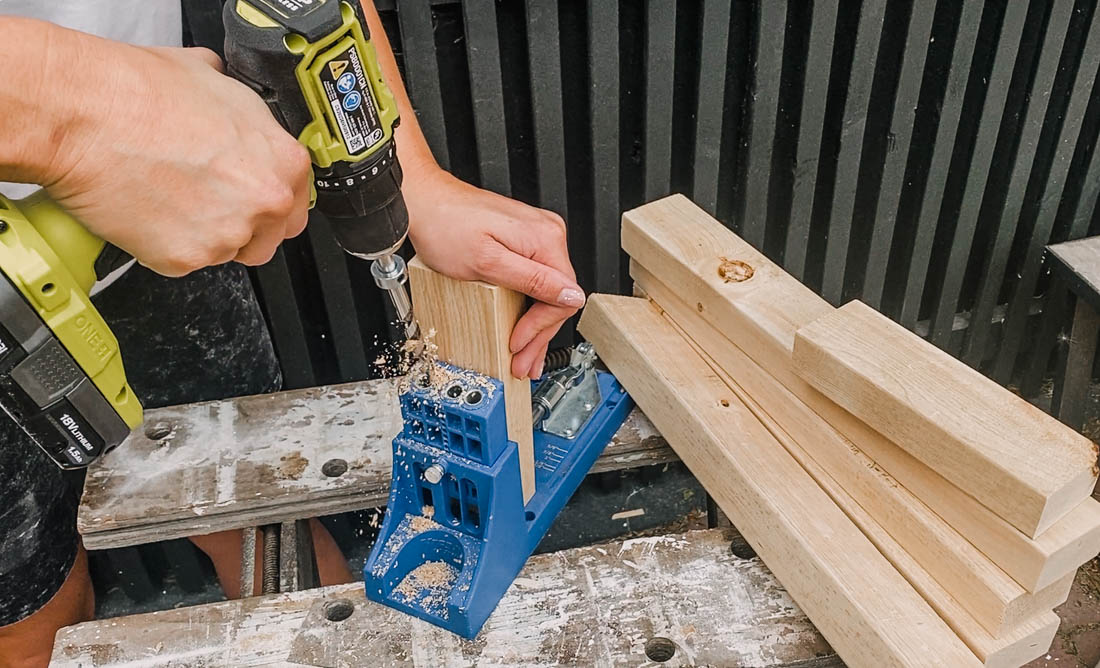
717 257 754 283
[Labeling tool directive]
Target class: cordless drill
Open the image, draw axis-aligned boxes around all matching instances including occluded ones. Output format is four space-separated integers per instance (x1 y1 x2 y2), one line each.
223 0 419 339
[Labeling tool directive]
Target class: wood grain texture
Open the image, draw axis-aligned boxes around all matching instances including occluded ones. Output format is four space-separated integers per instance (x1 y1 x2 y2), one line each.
408 256 535 501
622 195 1100 592
793 300 1099 538
78 378 669 550
578 294 980 668
52 529 840 668
636 264 1070 639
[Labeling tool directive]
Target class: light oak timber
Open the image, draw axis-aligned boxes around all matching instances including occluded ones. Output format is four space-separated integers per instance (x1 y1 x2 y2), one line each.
622 194 1100 592
578 294 980 668
635 265 1073 638
793 300 1098 538
409 256 535 501
642 285 1060 667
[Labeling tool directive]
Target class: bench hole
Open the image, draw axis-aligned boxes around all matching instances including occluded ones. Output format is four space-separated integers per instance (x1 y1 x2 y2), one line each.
730 535 757 560
322 458 348 477
645 637 676 662
323 598 354 622
144 422 172 440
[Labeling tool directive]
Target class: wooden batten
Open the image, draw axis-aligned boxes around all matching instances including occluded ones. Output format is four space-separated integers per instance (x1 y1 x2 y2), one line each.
579 294 980 668
408 257 535 501
793 300 1099 538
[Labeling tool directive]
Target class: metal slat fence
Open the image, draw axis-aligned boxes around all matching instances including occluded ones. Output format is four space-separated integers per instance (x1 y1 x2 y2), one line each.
185 0 1100 394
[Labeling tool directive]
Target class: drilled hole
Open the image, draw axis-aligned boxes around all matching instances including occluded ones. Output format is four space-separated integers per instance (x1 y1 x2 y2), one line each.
465 390 483 405
323 598 354 622
322 458 348 477
645 637 676 662
144 422 172 440
719 399 730 407
730 535 757 560
445 383 464 399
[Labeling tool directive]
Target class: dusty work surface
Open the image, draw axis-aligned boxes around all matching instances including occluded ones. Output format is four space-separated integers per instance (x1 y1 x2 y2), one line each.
52 528 837 667
79 378 673 550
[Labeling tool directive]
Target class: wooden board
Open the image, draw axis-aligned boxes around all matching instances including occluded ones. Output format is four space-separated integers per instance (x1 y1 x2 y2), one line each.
51 529 840 667
638 281 1061 666
793 300 1099 538
636 266 1071 639
78 378 671 550
622 194 1100 593
408 256 535 501
1050 236 1100 316
578 294 980 667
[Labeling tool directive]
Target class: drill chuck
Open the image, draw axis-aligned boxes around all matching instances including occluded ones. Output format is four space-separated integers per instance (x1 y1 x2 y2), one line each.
315 141 408 260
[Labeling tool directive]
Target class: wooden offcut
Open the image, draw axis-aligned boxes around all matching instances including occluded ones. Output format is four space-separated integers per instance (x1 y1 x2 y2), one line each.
579 294 980 668
792 299 1099 538
409 257 535 501
622 194 1100 592
635 266 1073 638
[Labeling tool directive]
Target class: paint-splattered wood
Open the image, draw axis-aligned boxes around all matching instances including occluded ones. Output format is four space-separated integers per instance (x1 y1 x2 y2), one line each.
78 379 673 550
52 528 839 667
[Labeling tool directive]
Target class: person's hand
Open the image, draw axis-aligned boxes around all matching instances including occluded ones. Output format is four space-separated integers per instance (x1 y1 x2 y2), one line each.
38 36 310 275
405 169 585 380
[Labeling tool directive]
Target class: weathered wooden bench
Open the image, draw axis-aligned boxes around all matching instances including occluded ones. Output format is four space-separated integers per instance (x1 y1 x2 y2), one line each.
52 528 840 667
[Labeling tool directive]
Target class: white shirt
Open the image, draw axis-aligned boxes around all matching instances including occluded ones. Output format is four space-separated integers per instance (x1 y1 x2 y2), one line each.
0 1 183 289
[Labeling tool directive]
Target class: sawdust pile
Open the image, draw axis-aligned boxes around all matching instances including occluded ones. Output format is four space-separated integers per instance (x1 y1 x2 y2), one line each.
393 561 458 615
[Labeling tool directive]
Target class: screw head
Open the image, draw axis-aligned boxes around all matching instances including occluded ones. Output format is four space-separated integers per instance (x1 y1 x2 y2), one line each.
144 421 173 440
424 464 445 484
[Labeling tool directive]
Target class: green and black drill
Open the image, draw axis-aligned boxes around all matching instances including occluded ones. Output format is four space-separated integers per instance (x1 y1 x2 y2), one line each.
0 0 412 468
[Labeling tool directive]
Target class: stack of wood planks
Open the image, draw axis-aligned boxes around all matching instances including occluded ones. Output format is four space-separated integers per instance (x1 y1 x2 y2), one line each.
578 194 1100 668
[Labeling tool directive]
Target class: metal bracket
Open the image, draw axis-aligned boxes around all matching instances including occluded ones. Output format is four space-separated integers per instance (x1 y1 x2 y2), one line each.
534 343 603 440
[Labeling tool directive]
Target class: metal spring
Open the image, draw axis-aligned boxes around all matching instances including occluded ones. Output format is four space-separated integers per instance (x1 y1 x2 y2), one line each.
543 347 573 374
261 524 279 594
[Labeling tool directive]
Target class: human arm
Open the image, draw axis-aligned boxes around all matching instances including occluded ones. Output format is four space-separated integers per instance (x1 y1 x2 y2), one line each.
0 16 311 274
358 3 585 380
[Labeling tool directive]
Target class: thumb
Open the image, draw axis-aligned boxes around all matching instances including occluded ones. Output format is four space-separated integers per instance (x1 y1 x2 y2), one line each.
487 252 586 308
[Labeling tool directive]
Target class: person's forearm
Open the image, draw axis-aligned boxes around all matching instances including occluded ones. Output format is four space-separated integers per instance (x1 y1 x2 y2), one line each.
0 18 106 185
360 2 440 180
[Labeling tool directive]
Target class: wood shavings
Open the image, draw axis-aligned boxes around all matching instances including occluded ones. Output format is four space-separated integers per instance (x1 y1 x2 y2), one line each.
393 561 458 616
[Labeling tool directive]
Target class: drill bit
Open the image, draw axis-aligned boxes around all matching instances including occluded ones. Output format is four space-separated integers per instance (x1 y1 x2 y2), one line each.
371 253 421 342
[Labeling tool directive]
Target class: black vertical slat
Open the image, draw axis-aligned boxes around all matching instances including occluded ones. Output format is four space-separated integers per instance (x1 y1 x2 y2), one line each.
306 215 370 380
1020 276 1071 398
819 0 887 304
1069 122 1100 240
526 0 568 216
254 250 316 388
462 0 512 196
397 0 451 170
783 0 839 280
109 547 158 603
897 2 983 329
928 3 1029 349
644 0 677 202
691 0 733 217
963 0 1075 368
162 539 210 594
741 0 786 248
992 6 1100 383
590 2 620 294
861 1 936 308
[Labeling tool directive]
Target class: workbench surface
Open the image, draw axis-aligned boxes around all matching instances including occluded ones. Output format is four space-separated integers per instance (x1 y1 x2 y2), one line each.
53 528 838 667
79 378 674 550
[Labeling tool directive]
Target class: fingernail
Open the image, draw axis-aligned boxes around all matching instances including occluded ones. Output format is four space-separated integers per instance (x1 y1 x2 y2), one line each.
556 288 586 308
532 360 545 379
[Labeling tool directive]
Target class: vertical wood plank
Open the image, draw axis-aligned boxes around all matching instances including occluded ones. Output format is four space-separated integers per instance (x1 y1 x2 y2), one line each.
307 215 370 380
992 6 1100 382
463 0 512 196
692 0 733 216
525 0 568 216
408 257 535 502
929 3 1029 349
741 0 787 248
254 250 315 388
963 0 1075 367
397 0 451 170
590 1 621 294
820 0 887 303
898 1 984 329
644 0 677 201
861 0 936 308
784 0 839 280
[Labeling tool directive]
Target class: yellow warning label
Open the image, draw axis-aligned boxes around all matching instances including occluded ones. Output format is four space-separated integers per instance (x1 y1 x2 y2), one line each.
328 60 348 79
